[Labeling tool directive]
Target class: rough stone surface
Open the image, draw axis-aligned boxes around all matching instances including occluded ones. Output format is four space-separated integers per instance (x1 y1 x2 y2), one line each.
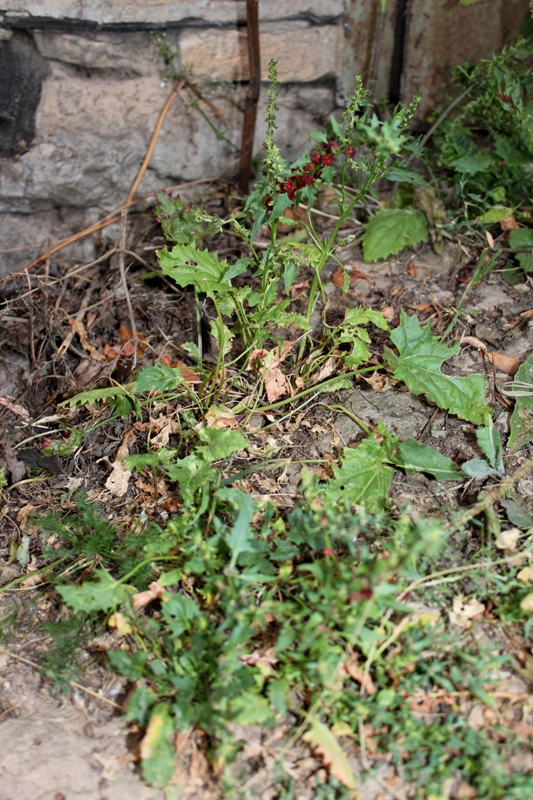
2 1 345 25
180 22 344 83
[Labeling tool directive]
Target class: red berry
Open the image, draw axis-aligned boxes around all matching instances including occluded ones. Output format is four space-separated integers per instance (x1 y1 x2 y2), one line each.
328 140 339 151
310 151 321 164
321 154 334 166
345 145 356 157
302 174 314 186
303 162 314 172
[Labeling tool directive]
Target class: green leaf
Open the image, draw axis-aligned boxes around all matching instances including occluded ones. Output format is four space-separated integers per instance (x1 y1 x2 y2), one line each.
450 152 497 175
395 439 463 481
161 594 201 637
58 386 140 418
382 165 427 184
108 650 149 681
461 458 500 479
157 243 231 300
384 311 491 424
134 364 184 394
337 307 389 368
509 228 533 272
196 427 248 462
476 423 503 473
303 718 358 791
362 208 429 262
230 693 274 725
57 569 131 613
508 354 533 451
309 129 329 144
217 488 257 568
269 193 293 224
140 703 176 788
324 435 394 512
479 207 513 223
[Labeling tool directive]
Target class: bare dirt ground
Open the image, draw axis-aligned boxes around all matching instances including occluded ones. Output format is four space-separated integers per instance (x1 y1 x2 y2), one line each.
1 191 533 799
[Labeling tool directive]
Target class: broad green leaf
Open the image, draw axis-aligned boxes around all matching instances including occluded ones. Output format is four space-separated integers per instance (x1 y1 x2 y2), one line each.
479 207 513 223
509 228 533 272
337 307 389 368
158 243 230 298
461 458 500 479
384 311 491 424
134 364 184 393
161 594 201 637
450 152 497 175
303 718 358 791
362 208 429 262
476 423 503 473
57 569 131 613
508 354 533 451
197 427 248 462
230 693 274 725
108 650 149 681
395 439 463 481
309 129 329 144
140 703 176 788
324 435 394 511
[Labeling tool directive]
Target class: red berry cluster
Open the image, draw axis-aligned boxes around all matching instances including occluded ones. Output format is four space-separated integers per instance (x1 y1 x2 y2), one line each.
264 140 356 208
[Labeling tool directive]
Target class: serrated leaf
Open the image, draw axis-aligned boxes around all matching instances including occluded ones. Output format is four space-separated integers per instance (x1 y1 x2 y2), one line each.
134 364 184 393
395 439 463 481
362 208 429 262
324 436 394 511
382 165 427 184
217 488 257 567
451 152 497 175
384 311 491 424
508 354 533 451
303 718 358 791
309 129 329 144
57 569 131 613
157 243 231 301
140 703 176 788
59 385 140 418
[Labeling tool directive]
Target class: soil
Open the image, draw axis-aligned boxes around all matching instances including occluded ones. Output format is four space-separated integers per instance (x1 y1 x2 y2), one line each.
1 188 533 799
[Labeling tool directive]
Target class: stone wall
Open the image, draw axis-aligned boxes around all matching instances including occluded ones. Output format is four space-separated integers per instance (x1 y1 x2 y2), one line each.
0 0 529 276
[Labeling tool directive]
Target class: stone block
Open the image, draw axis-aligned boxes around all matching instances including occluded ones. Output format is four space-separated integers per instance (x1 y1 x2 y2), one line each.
33 31 159 76
2 1 344 26
180 22 343 83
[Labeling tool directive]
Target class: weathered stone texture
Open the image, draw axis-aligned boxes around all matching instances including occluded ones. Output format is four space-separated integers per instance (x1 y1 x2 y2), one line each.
2 1 344 25
180 22 343 83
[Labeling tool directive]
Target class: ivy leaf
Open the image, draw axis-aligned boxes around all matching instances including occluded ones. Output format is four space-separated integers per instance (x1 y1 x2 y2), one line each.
362 208 429 262
57 569 131 613
140 703 176 788
324 435 395 511
394 439 463 481
508 354 533 451
384 311 491 424
303 717 358 791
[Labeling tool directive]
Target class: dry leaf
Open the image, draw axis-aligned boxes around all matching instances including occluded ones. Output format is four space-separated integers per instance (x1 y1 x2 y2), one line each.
0 397 30 419
485 230 495 248
381 305 395 321
105 431 135 497
264 367 290 403
133 581 165 611
303 718 359 792
69 319 103 361
108 611 133 636
520 593 533 612
339 652 376 694
517 567 533 584
449 594 485 628
363 371 388 392
495 528 521 551
485 351 520 376
500 216 519 231
406 262 418 277
332 266 347 288
309 357 337 385
205 405 238 429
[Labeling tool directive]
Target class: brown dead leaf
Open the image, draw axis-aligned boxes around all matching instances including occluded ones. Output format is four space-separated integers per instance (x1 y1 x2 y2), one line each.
449 594 485 629
69 319 103 361
160 354 201 384
332 265 347 288
74 358 104 386
461 335 488 352
239 648 279 675
105 430 136 497
339 652 376 694
363 371 388 392
118 323 147 357
133 581 165 611
264 367 290 403
205 405 238 429
500 216 519 231
406 262 418 277
309 357 337 385
381 305 395 321
486 230 495 248
0 397 30 420
485 351 520 376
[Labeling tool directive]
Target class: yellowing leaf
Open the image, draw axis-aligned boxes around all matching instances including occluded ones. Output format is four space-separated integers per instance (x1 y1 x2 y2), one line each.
303 717 359 793
140 703 176 788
